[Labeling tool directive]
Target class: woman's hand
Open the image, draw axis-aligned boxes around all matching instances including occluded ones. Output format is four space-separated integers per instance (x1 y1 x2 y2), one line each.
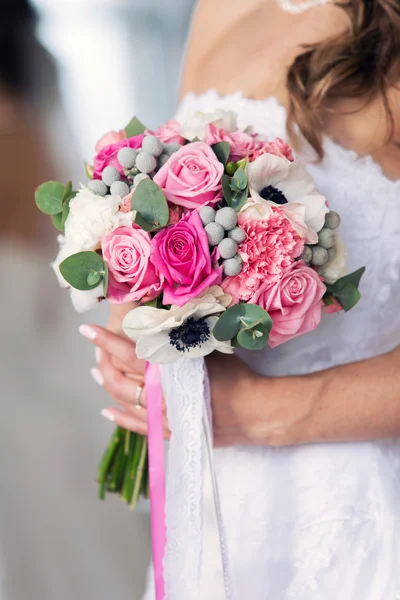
80 322 316 448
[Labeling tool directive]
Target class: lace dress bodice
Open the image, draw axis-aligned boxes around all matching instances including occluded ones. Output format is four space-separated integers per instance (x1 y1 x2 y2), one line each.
142 91 400 600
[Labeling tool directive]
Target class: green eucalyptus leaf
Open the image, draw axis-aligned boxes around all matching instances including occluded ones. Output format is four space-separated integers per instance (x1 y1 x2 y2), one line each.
87 270 101 286
212 142 230 165
51 212 64 232
61 192 77 228
62 181 73 203
222 174 232 205
35 181 65 215
125 116 146 137
332 283 361 312
230 187 249 212
189 136 201 143
131 179 169 231
237 323 270 350
103 261 109 297
238 304 273 332
333 267 366 292
230 167 247 191
213 304 246 341
59 251 105 291
214 304 272 342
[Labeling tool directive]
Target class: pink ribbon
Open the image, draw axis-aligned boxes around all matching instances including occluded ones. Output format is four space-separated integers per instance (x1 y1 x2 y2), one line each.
145 362 166 599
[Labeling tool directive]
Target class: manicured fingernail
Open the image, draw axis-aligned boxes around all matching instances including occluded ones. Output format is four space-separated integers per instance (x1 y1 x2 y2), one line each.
95 347 101 364
91 367 104 386
101 409 115 422
79 324 97 340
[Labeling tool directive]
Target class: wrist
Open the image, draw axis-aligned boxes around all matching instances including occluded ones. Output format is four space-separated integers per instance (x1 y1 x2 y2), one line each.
253 371 326 447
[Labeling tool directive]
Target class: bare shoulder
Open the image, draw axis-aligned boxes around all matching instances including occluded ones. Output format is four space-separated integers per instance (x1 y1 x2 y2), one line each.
180 0 347 101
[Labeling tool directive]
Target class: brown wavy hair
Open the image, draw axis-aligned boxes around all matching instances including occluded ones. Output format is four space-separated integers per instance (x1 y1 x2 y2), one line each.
287 0 400 158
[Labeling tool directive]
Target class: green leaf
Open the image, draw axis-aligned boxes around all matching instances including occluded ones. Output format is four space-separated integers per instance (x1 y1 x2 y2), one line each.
103 261 109 297
62 181 73 203
35 181 65 215
189 136 201 143
332 283 361 312
87 270 101 286
61 192 77 229
230 167 247 191
230 187 249 212
125 116 146 137
59 251 105 291
237 322 270 350
51 212 64 232
131 179 169 231
214 303 273 342
222 174 232 205
333 267 366 292
212 142 230 165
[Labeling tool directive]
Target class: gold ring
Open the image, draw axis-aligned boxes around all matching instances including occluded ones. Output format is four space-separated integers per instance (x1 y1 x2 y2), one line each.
135 385 143 409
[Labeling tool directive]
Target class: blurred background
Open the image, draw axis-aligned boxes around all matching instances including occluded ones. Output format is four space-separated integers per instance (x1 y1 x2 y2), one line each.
0 1 195 598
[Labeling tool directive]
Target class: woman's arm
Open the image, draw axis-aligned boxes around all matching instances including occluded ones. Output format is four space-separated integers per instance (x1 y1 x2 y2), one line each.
81 323 399 448
232 345 400 448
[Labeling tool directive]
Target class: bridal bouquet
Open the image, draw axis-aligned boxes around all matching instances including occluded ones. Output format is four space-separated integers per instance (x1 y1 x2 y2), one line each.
35 110 364 597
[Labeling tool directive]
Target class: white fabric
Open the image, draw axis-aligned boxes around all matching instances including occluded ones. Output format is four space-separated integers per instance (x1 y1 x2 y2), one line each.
142 90 400 600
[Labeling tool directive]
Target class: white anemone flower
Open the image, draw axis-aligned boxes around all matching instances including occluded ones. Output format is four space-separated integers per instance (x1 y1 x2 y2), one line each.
122 287 234 364
246 153 329 233
180 110 237 141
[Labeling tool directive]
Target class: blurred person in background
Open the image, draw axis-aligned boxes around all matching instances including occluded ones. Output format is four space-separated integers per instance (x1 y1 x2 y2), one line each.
0 1 195 599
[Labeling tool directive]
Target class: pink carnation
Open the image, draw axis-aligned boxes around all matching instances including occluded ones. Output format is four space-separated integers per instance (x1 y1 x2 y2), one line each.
145 120 186 145
93 135 144 180
95 129 126 153
153 141 223 209
205 124 264 162
150 210 222 306
221 206 304 304
251 261 326 347
249 138 295 162
102 225 163 304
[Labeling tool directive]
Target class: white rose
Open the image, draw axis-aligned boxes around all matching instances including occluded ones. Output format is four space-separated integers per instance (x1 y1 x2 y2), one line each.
64 186 135 251
180 110 237 141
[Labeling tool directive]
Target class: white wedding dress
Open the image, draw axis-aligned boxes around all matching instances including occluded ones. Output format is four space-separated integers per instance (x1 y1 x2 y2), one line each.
143 90 400 600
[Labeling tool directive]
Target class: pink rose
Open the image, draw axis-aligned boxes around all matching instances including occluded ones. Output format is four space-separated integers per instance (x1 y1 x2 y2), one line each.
150 210 222 306
221 206 304 304
102 225 163 304
249 138 295 162
153 141 224 209
251 261 326 347
95 129 126 153
93 135 144 180
205 124 264 162
145 120 186 145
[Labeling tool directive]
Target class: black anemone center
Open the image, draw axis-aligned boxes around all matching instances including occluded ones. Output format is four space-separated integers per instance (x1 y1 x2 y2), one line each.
169 317 210 353
259 185 288 205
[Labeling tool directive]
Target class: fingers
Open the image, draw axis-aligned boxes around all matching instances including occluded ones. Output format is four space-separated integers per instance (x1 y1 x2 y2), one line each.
101 407 171 440
94 349 146 407
80 324 145 376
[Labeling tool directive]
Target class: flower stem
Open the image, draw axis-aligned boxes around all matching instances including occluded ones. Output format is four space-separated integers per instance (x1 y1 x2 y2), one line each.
97 426 122 500
130 438 148 510
121 432 139 503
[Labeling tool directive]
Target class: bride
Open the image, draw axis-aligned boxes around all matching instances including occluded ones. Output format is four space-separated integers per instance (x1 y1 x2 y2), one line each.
81 0 400 597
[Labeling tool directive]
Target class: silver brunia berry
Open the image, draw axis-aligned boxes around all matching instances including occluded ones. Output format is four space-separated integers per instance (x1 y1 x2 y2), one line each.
205 222 225 246
102 165 120 186
215 206 238 231
199 206 216 226
218 238 238 259
88 179 107 196
117 147 137 169
142 135 163 157
135 151 157 174
110 181 130 198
